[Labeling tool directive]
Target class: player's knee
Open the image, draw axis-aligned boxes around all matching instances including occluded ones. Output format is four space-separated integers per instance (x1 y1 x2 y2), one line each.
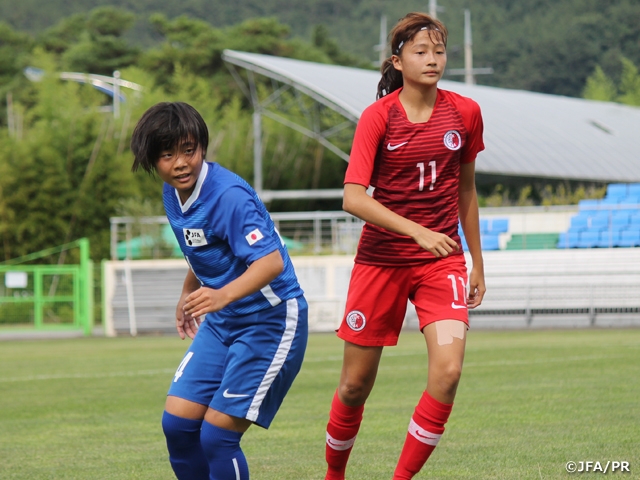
338 381 370 406
433 363 462 395
162 411 201 445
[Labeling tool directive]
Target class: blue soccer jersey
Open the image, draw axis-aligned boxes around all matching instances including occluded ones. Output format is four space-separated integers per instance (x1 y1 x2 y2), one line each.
163 162 304 316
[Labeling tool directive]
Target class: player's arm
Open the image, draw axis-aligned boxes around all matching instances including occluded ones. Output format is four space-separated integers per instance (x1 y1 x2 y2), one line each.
176 268 204 340
458 160 486 308
343 183 458 257
183 250 283 319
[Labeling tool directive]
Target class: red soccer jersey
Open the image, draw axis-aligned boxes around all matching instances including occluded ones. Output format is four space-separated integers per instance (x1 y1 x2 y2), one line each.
345 88 484 266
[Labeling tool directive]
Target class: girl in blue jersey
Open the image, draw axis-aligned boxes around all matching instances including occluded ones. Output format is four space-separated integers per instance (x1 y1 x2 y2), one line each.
131 101 308 480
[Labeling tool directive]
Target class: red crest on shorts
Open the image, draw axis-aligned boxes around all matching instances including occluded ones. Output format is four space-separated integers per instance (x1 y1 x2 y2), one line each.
346 311 366 331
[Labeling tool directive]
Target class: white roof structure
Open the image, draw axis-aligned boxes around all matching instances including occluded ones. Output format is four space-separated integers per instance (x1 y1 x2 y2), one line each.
223 49 640 184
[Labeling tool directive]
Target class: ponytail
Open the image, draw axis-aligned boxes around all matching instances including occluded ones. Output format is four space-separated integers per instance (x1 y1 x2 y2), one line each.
377 57 403 99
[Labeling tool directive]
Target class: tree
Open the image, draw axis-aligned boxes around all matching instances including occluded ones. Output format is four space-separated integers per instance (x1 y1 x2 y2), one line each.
583 57 640 106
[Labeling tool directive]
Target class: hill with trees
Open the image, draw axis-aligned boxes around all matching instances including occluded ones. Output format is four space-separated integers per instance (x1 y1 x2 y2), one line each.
2 0 640 97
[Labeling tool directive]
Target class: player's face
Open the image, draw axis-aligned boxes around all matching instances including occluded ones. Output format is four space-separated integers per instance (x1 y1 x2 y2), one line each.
393 30 447 89
156 141 204 203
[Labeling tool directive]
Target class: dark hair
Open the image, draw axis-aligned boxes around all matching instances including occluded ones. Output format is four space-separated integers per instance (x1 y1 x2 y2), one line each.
130 102 209 174
377 12 448 99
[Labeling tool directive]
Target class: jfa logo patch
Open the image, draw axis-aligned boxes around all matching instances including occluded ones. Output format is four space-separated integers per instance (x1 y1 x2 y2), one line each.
183 229 208 247
346 310 366 331
245 228 264 246
443 130 462 150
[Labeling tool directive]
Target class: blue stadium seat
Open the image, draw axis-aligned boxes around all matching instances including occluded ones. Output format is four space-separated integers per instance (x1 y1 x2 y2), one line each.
569 214 589 230
461 236 469 251
589 215 609 231
488 218 509 234
627 183 640 196
629 214 640 227
577 230 601 248
578 199 600 212
596 230 620 248
611 213 630 229
606 183 628 198
620 195 640 207
600 196 621 206
557 232 580 248
617 229 640 248
479 218 489 234
481 234 500 250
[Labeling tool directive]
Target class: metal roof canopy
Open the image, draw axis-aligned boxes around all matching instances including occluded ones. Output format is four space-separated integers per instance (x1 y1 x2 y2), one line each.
222 49 640 194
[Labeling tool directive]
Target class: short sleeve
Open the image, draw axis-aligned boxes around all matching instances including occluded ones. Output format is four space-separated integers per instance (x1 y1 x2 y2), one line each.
460 99 485 164
211 186 279 264
344 102 388 187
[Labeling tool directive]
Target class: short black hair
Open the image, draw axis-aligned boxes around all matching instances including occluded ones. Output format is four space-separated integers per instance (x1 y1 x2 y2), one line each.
130 102 209 174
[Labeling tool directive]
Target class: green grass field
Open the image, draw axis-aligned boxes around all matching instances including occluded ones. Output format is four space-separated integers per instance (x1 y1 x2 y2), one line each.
1 329 638 479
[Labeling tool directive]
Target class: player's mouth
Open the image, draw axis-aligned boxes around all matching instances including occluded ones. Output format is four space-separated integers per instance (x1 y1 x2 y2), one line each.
174 173 192 184
424 70 439 76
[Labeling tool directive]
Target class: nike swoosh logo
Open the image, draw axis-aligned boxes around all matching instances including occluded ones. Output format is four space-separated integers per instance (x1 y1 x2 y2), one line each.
387 141 408 151
415 431 439 441
451 303 467 310
222 389 250 398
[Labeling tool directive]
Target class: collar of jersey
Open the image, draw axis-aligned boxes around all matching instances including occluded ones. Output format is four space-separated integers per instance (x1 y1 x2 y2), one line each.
176 161 209 213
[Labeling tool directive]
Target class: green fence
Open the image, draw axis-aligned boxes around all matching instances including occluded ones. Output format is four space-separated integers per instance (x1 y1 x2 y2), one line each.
0 238 94 336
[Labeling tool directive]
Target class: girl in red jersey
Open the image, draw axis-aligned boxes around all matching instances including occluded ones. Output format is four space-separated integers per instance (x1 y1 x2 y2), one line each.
324 12 486 480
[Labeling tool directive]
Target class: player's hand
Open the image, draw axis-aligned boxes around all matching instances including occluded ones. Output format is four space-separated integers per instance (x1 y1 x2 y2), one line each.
183 287 230 320
412 227 459 258
175 293 203 340
467 265 486 309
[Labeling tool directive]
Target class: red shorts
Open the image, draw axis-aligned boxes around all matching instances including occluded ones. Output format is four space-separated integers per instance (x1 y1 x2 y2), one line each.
337 255 469 347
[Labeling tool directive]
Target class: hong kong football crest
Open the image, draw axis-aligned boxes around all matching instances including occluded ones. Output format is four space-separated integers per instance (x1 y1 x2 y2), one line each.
346 310 366 332
443 130 462 151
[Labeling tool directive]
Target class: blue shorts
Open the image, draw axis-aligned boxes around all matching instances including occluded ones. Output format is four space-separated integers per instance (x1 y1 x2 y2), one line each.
167 296 308 429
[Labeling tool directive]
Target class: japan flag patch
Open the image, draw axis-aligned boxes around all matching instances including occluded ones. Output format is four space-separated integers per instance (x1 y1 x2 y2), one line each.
245 228 264 246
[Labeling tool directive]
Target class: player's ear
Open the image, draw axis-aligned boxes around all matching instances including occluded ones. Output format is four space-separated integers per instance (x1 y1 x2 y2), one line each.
391 55 403 72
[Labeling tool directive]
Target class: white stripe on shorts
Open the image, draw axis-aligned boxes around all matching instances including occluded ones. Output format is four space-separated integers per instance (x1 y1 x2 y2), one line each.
246 298 298 421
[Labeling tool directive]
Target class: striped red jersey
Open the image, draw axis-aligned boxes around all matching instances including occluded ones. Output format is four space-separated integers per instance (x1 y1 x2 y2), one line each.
345 88 484 266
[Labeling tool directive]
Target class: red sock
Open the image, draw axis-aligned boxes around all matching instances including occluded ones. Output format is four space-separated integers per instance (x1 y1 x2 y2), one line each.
325 390 365 480
393 391 453 480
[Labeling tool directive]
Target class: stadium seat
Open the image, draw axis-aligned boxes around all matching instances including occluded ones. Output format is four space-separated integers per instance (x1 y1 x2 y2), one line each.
461 236 469 251
600 196 621 205
611 213 630 229
620 195 640 207
557 232 580 248
479 218 489 234
629 214 640 227
596 230 620 248
617 229 640 248
481 234 500 250
627 183 640 197
589 215 609 231
569 214 589 230
606 183 628 199
577 230 601 248
488 218 509 234
578 199 600 212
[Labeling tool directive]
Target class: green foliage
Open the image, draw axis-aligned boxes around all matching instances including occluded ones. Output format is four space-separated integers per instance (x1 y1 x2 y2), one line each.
480 182 607 208
584 57 640 106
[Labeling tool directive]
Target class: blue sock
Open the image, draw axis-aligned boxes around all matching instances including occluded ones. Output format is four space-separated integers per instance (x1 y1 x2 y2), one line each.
162 411 210 480
200 421 249 480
